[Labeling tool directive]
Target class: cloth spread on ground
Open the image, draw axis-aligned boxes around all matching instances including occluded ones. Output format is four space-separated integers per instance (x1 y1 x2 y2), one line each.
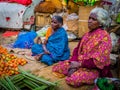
2 31 20 37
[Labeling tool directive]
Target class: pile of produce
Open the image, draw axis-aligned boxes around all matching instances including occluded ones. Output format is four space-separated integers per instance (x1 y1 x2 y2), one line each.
34 1 56 13
0 45 57 90
0 46 27 77
0 69 57 90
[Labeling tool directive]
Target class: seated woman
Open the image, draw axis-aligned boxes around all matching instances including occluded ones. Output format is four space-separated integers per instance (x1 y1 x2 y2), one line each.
31 15 70 66
52 7 112 87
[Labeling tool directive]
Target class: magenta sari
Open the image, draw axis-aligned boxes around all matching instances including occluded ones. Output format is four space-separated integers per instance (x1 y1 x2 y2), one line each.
52 28 112 87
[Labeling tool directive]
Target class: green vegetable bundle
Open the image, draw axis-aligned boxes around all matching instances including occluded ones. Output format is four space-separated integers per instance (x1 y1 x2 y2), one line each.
96 78 114 90
73 0 99 6
0 69 57 90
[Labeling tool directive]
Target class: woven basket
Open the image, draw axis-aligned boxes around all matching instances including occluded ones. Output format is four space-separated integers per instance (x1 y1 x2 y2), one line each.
35 13 51 28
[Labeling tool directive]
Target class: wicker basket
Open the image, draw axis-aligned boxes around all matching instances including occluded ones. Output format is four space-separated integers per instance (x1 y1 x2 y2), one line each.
35 13 51 29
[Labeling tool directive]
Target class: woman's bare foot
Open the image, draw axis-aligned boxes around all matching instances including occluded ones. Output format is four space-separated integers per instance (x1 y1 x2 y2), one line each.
34 54 42 61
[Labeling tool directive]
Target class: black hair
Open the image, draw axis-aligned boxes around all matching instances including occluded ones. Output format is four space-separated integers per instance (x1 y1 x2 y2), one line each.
53 15 63 25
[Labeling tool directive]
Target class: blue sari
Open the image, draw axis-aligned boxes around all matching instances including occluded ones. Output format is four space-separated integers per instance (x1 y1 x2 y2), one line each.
32 27 70 65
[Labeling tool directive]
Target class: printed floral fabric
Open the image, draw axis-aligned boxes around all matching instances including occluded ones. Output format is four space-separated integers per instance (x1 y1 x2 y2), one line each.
52 60 99 87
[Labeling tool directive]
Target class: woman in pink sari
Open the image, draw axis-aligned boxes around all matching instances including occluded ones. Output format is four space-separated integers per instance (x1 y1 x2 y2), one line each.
52 7 112 87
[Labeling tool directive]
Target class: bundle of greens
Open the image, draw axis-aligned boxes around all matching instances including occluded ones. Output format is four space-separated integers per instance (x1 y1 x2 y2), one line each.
73 0 99 6
96 78 114 90
0 69 57 90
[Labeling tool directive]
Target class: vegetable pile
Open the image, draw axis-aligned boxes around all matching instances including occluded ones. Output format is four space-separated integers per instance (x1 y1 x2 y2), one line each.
0 45 57 90
0 46 27 77
0 69 57 90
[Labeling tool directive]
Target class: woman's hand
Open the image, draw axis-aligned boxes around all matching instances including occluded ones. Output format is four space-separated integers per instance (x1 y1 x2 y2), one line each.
34 36 42 44
67 68 77 77
69 61 81 69
34 54 43 61
67 61 81 77
42 39 47 45
44 50 50 54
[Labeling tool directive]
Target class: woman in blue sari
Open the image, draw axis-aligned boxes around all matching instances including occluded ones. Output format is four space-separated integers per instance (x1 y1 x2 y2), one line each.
31 15 70 65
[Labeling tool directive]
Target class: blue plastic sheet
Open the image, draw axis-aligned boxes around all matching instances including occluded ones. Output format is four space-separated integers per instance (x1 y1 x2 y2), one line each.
13 30 37 49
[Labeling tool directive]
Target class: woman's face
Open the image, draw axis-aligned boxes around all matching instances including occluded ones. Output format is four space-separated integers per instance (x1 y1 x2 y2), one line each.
88 13 100 31
51 17 60 31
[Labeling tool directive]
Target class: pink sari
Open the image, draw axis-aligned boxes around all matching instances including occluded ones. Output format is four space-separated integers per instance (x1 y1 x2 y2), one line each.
52 28 112 87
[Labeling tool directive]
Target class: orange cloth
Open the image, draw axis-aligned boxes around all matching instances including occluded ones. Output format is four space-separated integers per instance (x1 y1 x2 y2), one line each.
45 27 52 40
